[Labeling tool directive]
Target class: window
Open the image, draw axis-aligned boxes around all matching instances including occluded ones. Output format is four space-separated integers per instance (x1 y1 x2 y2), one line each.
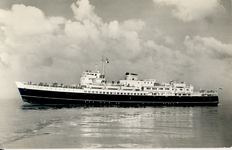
159 88 163 90
110 92 112 94
165 88 169 90
107 92 109 94
180 89 183 91
103 92 105 94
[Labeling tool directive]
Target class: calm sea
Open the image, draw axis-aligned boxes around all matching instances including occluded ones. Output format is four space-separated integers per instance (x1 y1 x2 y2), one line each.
0 98 232 148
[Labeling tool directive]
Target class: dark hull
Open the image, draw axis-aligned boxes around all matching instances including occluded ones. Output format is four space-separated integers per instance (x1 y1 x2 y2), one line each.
18 88 219 106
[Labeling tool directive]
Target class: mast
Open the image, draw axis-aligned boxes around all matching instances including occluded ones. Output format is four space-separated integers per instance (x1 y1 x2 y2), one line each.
95 62 98 72
101 55 109 76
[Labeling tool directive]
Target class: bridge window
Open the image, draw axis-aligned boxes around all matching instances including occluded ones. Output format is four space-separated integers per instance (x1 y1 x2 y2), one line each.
159 88 163 90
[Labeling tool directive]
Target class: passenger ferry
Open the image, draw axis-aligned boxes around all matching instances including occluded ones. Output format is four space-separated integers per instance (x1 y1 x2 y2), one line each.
16 57 219 106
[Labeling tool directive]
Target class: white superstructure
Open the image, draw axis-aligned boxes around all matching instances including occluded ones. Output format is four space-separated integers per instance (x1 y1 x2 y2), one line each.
78 70 199 96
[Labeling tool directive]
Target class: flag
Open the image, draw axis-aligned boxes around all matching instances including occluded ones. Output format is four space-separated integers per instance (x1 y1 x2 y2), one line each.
101 56 109 63
219 86 223 90
105 58 109 63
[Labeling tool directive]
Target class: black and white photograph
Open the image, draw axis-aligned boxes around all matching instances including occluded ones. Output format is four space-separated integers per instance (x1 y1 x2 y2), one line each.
0 0 231 148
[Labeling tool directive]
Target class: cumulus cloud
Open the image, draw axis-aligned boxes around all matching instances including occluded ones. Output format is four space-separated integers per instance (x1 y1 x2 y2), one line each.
184 35 232 59
183 35 232 86
2 0 226 94
0 4 54 36
152 0 224 22
0 0 149 83
71 0 102 24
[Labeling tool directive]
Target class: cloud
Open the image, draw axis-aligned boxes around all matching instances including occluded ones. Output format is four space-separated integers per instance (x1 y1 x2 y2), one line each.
1 0 231 101
71 0 102 24
152 0 224 22
0 4 55 36
183 35 232 85
184 35 232 59
122 19 145 32
0 0 149 82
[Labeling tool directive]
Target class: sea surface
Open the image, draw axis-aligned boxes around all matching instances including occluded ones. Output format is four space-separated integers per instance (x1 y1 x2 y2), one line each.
0 98 232 148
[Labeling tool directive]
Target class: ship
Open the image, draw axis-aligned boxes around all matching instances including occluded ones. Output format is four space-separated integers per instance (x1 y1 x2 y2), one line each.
16 56 219 106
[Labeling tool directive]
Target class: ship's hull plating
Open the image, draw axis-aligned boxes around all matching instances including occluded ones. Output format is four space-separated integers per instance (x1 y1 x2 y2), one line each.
18 88 219 106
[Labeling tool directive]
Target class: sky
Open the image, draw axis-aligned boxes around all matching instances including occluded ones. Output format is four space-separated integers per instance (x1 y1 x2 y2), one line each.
0 0 231 101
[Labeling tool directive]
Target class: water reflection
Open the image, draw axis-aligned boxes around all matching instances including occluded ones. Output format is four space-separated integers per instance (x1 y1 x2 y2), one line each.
18 103 220 148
